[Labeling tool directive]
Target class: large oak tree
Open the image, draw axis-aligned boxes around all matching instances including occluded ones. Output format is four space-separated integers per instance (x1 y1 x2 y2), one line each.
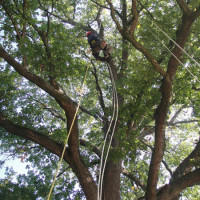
0 0 200 199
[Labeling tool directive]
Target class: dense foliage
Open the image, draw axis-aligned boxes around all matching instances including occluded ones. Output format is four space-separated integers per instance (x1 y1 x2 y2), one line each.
0 0 200 199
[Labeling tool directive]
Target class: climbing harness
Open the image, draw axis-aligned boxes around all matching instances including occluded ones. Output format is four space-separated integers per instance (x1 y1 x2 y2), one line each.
47 65 90 200
97 63 119 200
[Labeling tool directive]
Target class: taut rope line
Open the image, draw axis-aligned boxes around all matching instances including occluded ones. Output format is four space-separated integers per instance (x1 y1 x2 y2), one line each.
146 16 200 68
144 18 200 83
149 27 200 83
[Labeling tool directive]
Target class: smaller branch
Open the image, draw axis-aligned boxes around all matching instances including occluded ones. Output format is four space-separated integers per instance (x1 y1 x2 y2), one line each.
91 0 110 10
74 101 103 122
91 0 122 18
22 94 66 127
176 0 191 15
119 38 129 78
46 12 51 38
137 127 154 140
79 139 101 158
106 0 123 32
44 106 66 122
25 92 66 122
168 119 200 126
80 51 107 122
122 169 146 191
0 2 21 39
91 66 106 117
137 1 155 20
22 0 27 37
162 160 173 176
41 8 93 32
167 105 186 125
57 166 70 178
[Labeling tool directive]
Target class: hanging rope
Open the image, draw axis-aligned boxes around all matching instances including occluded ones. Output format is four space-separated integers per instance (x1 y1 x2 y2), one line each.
47 65 90 200
97 62 119 200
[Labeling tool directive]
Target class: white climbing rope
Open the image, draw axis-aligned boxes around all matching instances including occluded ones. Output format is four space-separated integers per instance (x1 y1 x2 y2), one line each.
97 63 119 200
146 17 200 68
145 18 200 83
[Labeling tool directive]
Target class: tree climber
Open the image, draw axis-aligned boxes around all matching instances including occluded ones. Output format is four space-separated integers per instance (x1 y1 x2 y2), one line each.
87 31 112 61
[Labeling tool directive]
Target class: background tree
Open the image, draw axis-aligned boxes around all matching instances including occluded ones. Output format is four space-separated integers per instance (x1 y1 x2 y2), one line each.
0 0 200 199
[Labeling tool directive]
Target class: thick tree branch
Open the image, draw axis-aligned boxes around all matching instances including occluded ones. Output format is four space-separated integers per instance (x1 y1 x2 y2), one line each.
157 169 200 200
0 112 70 163
0 45 72 109
0 45 98 199
167 12 200 80
0 44 81 158
0 111 97 199
146 6 200 199
124 34 167 77
129 0 139 34
176 0 191 15
140 140 173 176
171 139 200 182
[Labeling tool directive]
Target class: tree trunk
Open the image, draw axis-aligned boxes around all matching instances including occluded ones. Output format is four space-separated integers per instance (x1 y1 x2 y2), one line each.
103 138 122 200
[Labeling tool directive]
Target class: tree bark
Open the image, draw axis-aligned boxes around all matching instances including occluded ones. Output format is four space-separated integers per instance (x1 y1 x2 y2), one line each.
0 46 98 200
100 58 122 200
157 169 200 200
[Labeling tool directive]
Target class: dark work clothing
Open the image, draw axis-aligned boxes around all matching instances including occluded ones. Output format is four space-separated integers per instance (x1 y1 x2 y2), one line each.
87 34 102 48
87 33 112 60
